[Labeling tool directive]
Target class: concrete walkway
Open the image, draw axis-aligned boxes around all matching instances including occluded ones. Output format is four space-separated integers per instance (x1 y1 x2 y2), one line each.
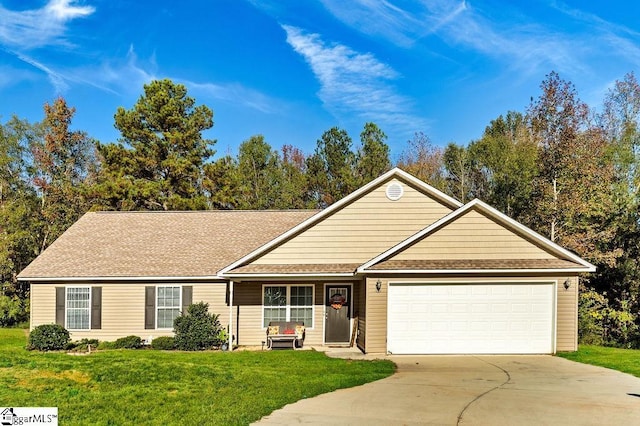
255 355 640 425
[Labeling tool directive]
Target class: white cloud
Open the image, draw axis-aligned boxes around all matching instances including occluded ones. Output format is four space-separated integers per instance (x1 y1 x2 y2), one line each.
13 52 68 93
319 0 591 76
319 0 467 47
74 46 280 114
87 45 157 94
46 0 94 20
0 1 95 94
185 81 279 114
282 24 428 133
5 44 146 97
0 0 94 49
551 2 640 68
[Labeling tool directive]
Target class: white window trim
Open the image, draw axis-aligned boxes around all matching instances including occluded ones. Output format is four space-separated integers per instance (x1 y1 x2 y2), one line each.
65 286 91 331
262 284 314 329
156 285 182 330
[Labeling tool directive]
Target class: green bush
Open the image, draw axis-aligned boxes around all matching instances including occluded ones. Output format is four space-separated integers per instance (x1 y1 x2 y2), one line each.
67 338 100 352
174 302 221 351
97 341 116 350
113 335 142 349
0 295 29 327
151 336 176 350
27 324 70 351
579 289 637 347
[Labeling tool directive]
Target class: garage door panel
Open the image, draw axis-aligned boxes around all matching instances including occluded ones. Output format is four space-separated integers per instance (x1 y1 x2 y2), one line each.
451 304 468 313
451 286 469 296
388 283 554 354
471 286 489 296
511 286 530 296
411 302 429 313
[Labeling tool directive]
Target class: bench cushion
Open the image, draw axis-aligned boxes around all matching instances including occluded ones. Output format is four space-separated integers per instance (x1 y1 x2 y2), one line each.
267 325 280 335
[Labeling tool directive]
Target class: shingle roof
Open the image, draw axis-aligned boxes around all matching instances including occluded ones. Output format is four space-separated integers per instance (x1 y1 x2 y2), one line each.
226 263 361 275
18 210 317 279
365 259 585 271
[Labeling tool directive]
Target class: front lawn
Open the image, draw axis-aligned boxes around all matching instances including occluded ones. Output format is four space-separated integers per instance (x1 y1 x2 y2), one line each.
0 329 394 424
558 345 640 378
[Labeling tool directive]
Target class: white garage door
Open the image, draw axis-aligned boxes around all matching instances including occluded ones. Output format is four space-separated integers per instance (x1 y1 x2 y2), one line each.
387 283 555 354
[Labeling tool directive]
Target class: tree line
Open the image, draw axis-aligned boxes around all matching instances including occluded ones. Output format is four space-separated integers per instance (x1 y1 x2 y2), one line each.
1 73 640 348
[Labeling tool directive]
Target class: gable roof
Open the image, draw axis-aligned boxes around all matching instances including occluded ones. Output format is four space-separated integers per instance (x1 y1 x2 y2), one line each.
19 169 595 282
220 168 462 276
18 210 317 281
359 199 596 273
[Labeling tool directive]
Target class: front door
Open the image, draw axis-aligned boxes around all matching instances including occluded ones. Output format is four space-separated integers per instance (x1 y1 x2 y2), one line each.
325 285 351 343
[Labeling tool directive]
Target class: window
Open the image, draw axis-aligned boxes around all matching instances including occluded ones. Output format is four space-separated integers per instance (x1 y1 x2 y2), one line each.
263 285 313 327
290 286 313 326
157 286 181 329
263 286 286 326
66 287 90 330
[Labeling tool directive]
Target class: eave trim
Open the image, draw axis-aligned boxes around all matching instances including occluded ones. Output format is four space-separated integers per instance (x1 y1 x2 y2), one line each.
20 275 226 282
360 268 595 274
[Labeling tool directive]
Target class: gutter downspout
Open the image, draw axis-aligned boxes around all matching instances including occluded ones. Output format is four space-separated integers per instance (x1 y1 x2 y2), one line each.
229 280 234 350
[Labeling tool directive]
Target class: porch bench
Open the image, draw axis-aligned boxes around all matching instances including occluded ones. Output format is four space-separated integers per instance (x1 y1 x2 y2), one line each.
266 321 305 349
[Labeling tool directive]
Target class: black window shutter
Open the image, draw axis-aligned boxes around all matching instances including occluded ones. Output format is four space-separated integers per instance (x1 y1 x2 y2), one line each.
182 286 192 313
55 287 65 326
91 287 102 330
145 286 156 330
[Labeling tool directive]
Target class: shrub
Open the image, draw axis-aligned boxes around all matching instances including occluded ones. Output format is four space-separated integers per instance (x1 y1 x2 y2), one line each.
113 335 142 349
579 289 637 347
28 324 70 351
0 295 29 327
67 338 100 352
174 302 221 351
151 336 175 350
98 340 116 350
578 290 605 346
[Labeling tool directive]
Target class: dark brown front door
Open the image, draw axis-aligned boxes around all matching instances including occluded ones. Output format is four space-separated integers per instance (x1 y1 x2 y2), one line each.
325 286 351 343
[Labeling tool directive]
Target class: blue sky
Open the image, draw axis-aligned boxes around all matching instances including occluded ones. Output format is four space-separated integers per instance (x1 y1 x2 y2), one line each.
1 1 639 160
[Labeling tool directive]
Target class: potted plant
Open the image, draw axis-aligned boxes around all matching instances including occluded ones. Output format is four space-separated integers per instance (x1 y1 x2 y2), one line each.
217 329 229 351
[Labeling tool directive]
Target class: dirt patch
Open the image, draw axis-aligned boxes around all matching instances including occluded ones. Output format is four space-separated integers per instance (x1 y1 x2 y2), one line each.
13 368 91 389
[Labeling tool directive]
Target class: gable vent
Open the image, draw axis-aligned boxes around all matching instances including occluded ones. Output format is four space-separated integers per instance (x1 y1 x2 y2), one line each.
386 182 404 201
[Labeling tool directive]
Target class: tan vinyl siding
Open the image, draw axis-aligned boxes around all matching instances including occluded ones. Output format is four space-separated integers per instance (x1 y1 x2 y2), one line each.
30 284 56 330
556 276 578 351
357 279 366 351
364 277 388 353
231 282 262 346
30 281 228 341
393 210 556 261
194 283 229 327
364 275 578 354
100 285 146 341
254 179 454 265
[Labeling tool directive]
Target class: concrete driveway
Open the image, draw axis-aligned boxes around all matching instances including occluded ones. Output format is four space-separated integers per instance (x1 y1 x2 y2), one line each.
256 355 640 425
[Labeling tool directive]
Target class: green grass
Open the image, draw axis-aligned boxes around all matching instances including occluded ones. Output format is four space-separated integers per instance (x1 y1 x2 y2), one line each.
558 345 640 378
0 329 395 425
